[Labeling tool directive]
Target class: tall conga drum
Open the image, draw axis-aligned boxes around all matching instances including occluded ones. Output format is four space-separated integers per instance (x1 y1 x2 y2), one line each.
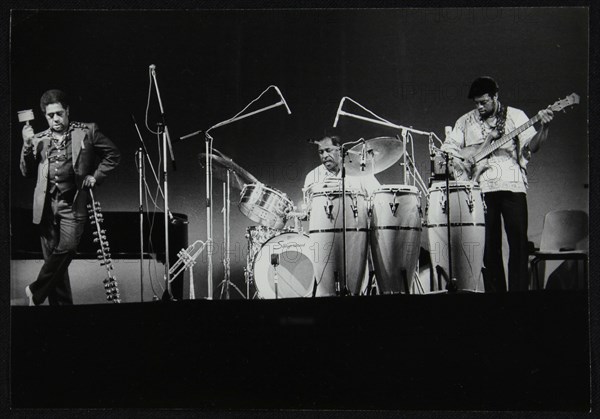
307 186 368 296
370 185 422 294
426 181 485 292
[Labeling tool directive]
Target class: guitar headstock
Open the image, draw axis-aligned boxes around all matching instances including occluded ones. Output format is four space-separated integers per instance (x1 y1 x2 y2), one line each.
549 93 580 112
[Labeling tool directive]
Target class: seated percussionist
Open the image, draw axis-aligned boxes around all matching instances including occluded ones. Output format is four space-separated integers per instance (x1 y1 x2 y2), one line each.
303 134 380 296
304 135 380 202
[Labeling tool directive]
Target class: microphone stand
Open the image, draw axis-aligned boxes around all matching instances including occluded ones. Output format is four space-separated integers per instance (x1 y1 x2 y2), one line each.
205 133 214 299
158 122 174 300
441 149 457 293
132 113 164 302
340 138 365 296
149 65 176 301
138 147 145 302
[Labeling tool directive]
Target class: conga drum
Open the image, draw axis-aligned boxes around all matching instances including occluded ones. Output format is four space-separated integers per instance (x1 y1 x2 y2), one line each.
307 186 368 296
370 185 422 294
425 181 485 292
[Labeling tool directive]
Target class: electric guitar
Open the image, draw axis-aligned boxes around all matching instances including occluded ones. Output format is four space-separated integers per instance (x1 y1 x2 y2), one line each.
87 190 121 303
452 93 580 181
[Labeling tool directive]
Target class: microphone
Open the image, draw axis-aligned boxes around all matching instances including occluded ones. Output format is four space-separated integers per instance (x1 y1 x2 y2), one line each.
273 86 292 114
359 139 367 171
333 97 345 128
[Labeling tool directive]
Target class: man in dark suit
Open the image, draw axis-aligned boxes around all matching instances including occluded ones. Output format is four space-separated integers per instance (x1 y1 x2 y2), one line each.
20 89 121 305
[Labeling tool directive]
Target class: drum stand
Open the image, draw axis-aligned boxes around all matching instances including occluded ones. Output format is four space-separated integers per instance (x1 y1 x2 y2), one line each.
216 170 245 299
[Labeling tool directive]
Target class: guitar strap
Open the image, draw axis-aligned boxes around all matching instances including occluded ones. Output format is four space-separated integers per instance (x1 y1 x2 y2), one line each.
494 103 525 172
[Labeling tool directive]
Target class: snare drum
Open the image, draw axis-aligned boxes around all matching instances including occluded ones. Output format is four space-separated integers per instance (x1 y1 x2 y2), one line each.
425 181 485 292
239 182 293 230
253 232 315 299
369 185 422 294
308 188 368 296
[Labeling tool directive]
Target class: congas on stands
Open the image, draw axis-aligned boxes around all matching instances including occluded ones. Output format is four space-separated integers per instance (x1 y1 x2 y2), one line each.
369 185 422 294
307 187 368 296
425 181 485 292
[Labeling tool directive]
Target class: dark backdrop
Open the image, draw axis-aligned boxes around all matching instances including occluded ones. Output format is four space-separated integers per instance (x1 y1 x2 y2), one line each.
10 8 588 299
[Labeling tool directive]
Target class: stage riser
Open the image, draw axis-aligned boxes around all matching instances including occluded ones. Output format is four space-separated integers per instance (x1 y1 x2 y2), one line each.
11 291 590 410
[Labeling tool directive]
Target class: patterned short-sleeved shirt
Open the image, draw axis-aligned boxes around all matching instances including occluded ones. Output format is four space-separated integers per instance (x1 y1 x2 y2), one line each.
441 106 537 193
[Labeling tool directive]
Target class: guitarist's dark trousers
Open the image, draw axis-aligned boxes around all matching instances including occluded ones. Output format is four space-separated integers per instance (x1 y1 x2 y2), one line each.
29 188 87 305
482 191 530 292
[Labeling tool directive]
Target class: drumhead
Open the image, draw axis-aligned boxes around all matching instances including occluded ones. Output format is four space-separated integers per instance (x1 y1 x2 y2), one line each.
253 232 315 299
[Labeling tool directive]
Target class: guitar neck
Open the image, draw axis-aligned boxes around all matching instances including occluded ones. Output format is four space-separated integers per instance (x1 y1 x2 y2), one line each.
473 113 541 163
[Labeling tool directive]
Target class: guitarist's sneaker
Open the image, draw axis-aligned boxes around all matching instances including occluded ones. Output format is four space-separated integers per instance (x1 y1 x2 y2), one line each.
25 286 34 306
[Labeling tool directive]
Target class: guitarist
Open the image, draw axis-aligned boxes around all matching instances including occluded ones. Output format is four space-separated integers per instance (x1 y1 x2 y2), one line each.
20 89 121 305
441 77 553 292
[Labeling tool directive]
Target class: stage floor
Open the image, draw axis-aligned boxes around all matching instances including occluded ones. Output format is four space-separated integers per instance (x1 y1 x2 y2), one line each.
10 290 590 411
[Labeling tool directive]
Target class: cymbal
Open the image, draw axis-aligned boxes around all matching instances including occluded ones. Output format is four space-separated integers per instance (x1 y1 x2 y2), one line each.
345 136 403 176
199 152 259 190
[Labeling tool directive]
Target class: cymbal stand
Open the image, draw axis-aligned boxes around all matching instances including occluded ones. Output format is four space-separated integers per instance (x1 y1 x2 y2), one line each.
179 85 292 299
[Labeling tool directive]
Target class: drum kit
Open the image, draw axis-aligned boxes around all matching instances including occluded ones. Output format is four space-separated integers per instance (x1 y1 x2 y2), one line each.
207 134 487 300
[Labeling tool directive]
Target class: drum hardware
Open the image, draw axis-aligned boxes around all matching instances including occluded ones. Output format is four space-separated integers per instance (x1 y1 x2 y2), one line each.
435 265 458 293
324 195 335 219
350 194 359 218
179 85 292 299
389 191 400 216
216 170 245 300
439 188 448 214
465 186 475 213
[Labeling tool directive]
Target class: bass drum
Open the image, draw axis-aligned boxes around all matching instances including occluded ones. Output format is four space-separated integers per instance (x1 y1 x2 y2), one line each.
253 232 315 299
